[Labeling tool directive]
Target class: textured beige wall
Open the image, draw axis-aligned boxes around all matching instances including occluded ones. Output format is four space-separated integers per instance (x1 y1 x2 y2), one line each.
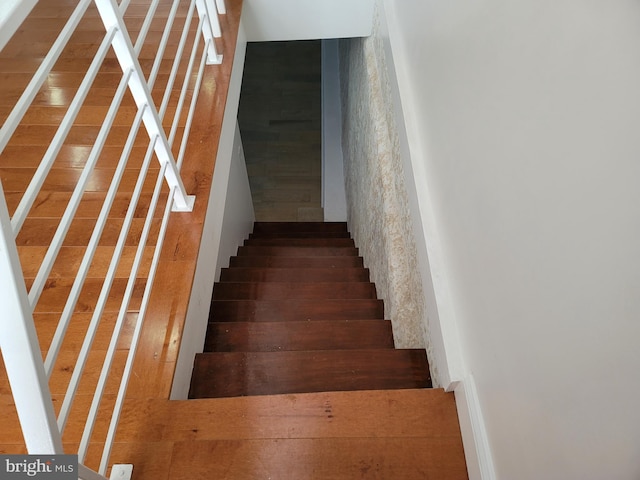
338 3 434 378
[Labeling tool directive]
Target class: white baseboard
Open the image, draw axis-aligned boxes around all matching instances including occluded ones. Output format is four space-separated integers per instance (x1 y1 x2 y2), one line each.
451 375 498 480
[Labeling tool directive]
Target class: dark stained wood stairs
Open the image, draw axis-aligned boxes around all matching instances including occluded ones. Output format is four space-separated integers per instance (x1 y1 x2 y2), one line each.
189 222 433 399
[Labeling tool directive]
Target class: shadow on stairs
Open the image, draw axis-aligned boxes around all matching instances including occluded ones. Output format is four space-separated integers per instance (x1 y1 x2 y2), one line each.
189 222 432 398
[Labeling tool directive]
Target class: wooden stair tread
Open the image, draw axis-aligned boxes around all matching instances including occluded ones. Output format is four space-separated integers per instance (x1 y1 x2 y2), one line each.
168 436 467 479
229 255 364 268
150 388 462 438
131 389 467 479
189 349 431 398
219 267 370 282
211 282 377 300
205 320 395 352
209 299 385 322
237 245 359 257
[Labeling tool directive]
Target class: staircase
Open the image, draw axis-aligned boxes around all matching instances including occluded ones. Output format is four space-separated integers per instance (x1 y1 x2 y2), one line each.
189 222 432 399
99 221 467 478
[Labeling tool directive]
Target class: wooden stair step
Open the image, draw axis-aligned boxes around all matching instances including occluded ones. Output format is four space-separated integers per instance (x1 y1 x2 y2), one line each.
189 349 431 398
237 245 359 257
204 320 395 352
229 255 364 268
219 267 370 283
212 282 377 300
244 237 355 247
209 299 385 322
148 388 463 440
146 389 467 480
252 222 348 235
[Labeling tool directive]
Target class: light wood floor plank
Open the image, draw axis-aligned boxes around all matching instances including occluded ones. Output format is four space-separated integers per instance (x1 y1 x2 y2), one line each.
117 389 464 442
18 245 155 279
16 218 162 247
166 437 467 480
34 312 136 353
3 191 169 219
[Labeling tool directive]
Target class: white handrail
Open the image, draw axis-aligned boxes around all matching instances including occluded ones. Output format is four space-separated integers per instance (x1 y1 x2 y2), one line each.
147 0 183 87
0 183 62 455
168 15 205 145
177 38 211 168
204 0 223 38
195 0 223 64
0 0 228 478
158 0 198 117
92 0 195 213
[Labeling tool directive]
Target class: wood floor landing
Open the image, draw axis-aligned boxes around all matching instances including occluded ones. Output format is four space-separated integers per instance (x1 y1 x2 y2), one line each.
109 388 469 480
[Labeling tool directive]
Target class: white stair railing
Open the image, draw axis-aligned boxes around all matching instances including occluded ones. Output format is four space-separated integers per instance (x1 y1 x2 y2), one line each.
0 183 63 455
0 0 226 478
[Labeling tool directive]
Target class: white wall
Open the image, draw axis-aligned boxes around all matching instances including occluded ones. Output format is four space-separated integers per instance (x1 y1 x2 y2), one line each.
171 25 253 399
321 39 347 222
242 0 374 42
214 125 254 272
0 0 37 52
382 1 640 479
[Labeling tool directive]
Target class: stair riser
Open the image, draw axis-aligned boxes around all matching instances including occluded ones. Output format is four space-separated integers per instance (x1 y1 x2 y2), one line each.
249 231 351 239
244 238 355 247
189 350 432 398
209 300 385 322
212 282 377 300
205 320 395 352
237 246 359 257
253 222 348 234
219 267 370 283
229 256 364 268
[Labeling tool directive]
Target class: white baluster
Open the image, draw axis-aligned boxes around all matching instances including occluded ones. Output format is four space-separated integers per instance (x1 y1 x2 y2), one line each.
0 183 62 455
92 0 195 211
